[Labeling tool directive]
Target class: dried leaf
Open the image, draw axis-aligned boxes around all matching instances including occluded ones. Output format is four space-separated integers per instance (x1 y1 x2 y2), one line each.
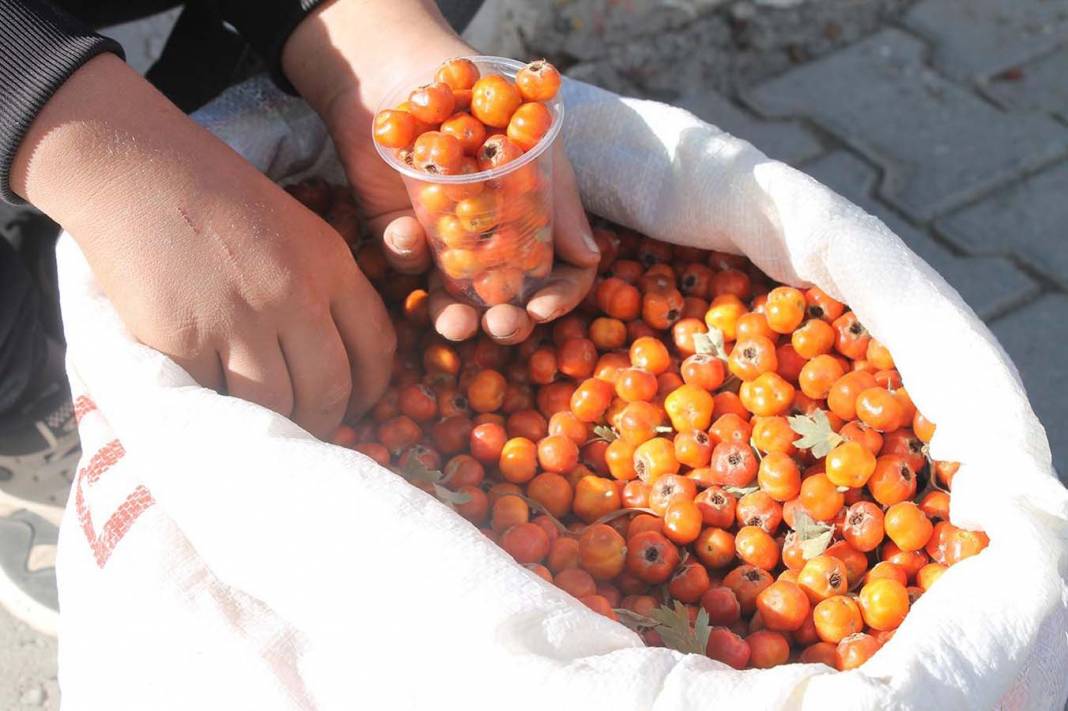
693 328 728 361
716 374 742 394
586 507 658 529
614 608 658 632
723 485 759 497
432 483 471 506
792 509 835 560
655 425 674 434
788 410 844 459
592 425 619 443
749 438 764 461
516 494 571 533
651 601 707 656
397 457 444 485
800 527 834 560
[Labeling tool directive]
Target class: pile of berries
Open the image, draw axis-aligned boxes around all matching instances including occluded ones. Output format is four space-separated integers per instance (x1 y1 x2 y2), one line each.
373 58 563 308
286 177 989 673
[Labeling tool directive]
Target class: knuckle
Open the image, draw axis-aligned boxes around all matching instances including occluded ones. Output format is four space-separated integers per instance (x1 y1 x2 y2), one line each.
256 384 295 417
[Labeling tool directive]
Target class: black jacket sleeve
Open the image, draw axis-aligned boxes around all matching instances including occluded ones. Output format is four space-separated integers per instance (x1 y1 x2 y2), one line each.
217 0 327 92
0 0 329 205
0 0 125 204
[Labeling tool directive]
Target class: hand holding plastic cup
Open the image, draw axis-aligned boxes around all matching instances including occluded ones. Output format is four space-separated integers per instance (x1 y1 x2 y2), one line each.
373 57 563 309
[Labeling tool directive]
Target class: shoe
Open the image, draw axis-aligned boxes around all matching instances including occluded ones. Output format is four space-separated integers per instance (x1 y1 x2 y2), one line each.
0 339 79 636
0 511 59 636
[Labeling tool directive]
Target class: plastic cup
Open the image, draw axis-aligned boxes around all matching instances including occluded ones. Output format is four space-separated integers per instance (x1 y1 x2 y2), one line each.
374 56 563 308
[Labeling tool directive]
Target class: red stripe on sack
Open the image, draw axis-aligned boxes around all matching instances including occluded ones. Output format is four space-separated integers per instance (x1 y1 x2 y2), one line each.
73 395 97 424
76 480 155 569
81 440 126 485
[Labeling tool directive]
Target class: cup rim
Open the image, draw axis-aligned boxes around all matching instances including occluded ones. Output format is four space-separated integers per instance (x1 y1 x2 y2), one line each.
373 55 564 185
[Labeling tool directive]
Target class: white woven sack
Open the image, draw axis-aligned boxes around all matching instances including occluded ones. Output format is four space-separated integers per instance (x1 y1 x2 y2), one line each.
54 76 1068 711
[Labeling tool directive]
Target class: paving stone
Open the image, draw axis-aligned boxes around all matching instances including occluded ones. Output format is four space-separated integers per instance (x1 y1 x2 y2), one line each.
802 151 1039 319
675 91 824 165
991 295 1068 480
745 29 1068 221
904 0 1068 81
937 160 1068 290
982 46 1068 123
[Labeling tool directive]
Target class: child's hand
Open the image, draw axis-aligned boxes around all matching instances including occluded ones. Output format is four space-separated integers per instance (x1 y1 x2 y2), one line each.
285 0 600 345
12 55 395 437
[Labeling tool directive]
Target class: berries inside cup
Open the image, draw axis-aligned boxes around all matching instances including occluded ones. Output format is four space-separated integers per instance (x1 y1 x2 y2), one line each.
373 57 564 309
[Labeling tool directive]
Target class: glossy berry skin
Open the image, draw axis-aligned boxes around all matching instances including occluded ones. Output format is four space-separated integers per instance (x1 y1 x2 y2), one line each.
813 595 864 644
729 335 778 382
868 454 918 506
507 102 553 151
412 131 464 174
843 501 885 552
435 57 480 90
470 74 523 127
681 354 726 391
836 633 881 670
674 429 713 468
797 555 848 603
578 524 627 580
765 287 806 334
662 500 703 544
572 475 621 522
537 435 580 474
693 526 736 569
800 473 844 522
747 630 790 668
515 60 562 101
884 501 934 552
855 387 907 432
373 109 417 148
625 530 680 584
701 586 742 625
825 440 877 488
498 437 537 484
705 628 751 670
756 580 811 631
757 451 801 502
664 384 715 432
629 337 671 374
476 134 524 171
739 372 795 417
440 112 487 155
408 81 456 124
710 441 759 487
858 578 910 631
633 437 680 481
735 525 780 571
668 561 712 604
499 522 550 564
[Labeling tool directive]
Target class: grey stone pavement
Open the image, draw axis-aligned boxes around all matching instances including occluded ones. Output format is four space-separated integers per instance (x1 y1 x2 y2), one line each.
2 0 1066 706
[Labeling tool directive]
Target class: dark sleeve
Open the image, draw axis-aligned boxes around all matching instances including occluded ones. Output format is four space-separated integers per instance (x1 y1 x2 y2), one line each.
0 0 125 205
217 0 328 94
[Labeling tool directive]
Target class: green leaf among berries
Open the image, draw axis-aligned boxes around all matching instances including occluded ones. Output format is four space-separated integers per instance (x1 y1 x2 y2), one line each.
432 483 472 506
650 601 710 656
396 456 444 485
788 410 844 459
614 608 659 632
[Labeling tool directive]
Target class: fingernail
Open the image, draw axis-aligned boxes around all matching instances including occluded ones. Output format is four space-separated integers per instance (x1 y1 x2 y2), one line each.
388 228 419 253
581 228 600 255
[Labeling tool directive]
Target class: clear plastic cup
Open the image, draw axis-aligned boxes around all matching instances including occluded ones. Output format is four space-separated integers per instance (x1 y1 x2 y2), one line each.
374 56 563 308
